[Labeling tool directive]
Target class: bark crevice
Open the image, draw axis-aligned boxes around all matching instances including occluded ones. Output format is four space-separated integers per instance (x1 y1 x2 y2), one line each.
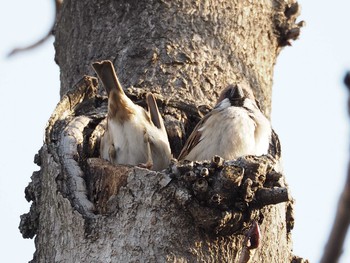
20 0 308 261
20 76 298 262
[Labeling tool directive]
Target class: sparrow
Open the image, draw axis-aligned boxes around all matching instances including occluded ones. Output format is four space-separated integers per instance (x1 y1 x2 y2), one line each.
178 84 276 161
92 60 172 171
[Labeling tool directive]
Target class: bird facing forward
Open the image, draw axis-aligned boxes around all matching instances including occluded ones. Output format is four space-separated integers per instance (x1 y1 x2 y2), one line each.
178 84 274 161
92 60 172 171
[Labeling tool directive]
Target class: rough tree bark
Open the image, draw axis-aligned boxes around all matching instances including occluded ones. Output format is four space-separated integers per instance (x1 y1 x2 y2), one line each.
20 0 305 262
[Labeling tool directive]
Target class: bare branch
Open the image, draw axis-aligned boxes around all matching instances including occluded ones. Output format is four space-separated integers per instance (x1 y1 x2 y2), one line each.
7 0 62 57
320 72 350 263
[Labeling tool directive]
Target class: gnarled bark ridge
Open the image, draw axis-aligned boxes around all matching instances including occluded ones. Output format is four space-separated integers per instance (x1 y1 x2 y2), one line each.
20 0 306 262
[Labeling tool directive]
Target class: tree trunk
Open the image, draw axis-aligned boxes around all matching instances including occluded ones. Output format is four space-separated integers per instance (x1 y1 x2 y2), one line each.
20 0 305 262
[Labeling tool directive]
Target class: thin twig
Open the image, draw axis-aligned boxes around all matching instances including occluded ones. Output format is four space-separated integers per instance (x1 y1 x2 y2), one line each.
7 0 62 57
320 72 350 263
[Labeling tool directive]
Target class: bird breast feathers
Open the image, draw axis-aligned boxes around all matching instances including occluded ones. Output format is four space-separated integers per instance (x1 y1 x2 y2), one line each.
182 101 271 161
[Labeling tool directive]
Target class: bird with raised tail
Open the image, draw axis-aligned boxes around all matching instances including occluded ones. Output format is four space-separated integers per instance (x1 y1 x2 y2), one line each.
178 84 279 161
92 60 172 171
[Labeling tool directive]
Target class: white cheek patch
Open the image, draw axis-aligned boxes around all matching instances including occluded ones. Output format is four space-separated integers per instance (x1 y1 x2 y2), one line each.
216 99 231 110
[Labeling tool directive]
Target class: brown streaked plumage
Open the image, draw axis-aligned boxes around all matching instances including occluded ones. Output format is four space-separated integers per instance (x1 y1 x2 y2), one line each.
178 84 274 162
92 60 172 171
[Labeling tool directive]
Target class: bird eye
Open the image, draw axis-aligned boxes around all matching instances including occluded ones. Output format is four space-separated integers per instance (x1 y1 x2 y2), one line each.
236 86 244 98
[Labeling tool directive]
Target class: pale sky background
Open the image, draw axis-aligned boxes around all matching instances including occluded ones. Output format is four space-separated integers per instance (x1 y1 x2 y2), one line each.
0 0 349 262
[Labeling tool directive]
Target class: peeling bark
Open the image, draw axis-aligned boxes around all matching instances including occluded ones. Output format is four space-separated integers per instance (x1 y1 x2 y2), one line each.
20 0 307 262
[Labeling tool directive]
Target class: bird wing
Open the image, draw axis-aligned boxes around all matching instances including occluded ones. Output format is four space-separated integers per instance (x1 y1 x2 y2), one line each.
177 112 213 161
142 128 154 169
100 124 117 162
146 93 165 131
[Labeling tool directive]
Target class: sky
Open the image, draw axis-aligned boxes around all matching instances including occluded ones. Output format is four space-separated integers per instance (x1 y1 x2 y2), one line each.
0 0 349 262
